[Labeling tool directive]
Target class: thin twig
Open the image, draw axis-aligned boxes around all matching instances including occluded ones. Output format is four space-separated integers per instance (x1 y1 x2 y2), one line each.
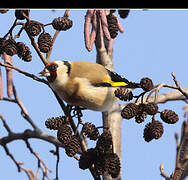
0 114 13 134
25 32 49 66
0 61 49 85
55 146 60 180
160 164 171 180
20 167 34 180
2 144 24 172
25 139 51 180
171 72 188 99
46 30 60 62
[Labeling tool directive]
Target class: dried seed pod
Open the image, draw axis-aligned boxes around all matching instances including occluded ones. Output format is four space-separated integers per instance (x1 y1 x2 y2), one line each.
82 122 99 140
140 77 154 92
65 135 80 157
45 116 68 130
143 120 164 142
96 130 113 155
160 109 179 124
15 10 30 20
106 13 119 39
3 53 13 98
25 20 42 36
118 10 130 19
38 32 53 53
3 38 17 56
144 102 159 115
57 124 72 146
79 148 97 170
16 42 32 62
121 103 138 119
105 153 121 178
114 88 133 101
52 17 73 31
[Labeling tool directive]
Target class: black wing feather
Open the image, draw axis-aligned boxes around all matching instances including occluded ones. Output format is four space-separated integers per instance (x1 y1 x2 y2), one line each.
106 69 140 88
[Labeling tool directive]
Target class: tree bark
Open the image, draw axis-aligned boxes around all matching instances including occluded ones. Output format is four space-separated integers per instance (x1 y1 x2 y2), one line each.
96 36 122 180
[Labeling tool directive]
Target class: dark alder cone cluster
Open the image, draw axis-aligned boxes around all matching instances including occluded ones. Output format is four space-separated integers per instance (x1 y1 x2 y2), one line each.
57 124 72 146
45 117 121 177
115 77 153 103
38 32 53 53
135 103 147 124
45 116 80 157
0 37 32 62
79 130 121 178
143 120 164 142
144 102 159 115
118 10 130 19
16 42 32 62
65 135 81 157
106 13 119 39
3 38 17 56
52 17 73 31
114 88 133 101
25 20 42 36
82 122 99 140
140 77 154 92
160 109 179 124
15 10 30 20
121 103 138 119
121 101 179 142
45 116 68 130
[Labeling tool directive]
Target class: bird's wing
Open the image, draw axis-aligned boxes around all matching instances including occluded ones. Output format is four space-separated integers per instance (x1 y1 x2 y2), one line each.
70 61 139 88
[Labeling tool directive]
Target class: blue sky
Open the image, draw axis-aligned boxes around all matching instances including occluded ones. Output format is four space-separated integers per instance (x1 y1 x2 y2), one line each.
0 9 188 180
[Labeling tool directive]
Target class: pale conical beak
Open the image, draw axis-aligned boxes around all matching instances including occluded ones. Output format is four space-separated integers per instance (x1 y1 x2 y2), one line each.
38 69 50 77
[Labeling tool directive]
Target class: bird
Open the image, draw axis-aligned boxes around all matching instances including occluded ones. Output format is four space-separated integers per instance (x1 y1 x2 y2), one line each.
39 60 140 112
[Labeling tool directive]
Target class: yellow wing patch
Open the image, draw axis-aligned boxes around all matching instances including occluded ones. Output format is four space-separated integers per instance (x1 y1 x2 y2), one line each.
104 79 128 87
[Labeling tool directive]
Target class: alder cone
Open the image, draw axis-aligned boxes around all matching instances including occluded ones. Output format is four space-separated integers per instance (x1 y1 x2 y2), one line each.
16 42 32 62
52 17 73 31
3 39 17 56
38 32 53 53
140 77 154 92
25 20 42 36
121 103 138 119
65 135 80 157
160 109 179 124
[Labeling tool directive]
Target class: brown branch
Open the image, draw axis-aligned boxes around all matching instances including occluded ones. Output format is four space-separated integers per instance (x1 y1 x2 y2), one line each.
25 31 49 66
2 144 24 172
46 30 60 61
0 61 49 85
0 129 64 148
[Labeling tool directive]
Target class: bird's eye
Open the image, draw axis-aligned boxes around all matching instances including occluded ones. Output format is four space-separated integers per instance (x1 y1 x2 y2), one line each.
47 64 58 72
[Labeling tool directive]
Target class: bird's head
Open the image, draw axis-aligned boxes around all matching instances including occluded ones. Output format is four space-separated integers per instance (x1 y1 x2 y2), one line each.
39 60 71 83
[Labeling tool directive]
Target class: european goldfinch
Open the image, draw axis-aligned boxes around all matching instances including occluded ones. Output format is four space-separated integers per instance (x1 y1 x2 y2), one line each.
39 60 139 112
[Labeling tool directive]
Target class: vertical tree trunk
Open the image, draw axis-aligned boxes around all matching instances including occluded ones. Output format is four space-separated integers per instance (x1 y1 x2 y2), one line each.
96 38 122 180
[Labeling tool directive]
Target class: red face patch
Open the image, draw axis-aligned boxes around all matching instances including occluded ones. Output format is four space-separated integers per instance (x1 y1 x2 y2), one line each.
45 62 58 83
